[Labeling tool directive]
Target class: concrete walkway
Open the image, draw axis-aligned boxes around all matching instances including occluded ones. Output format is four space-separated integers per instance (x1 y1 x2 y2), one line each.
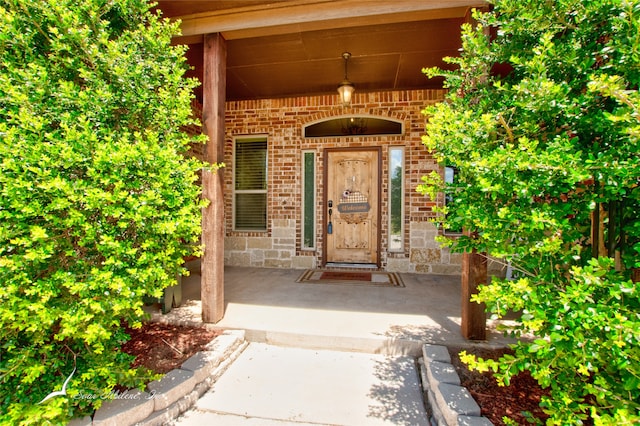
148 264 515 425
171 343 428 426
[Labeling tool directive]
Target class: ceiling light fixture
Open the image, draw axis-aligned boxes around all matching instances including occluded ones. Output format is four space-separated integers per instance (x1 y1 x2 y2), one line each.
337 52 355 107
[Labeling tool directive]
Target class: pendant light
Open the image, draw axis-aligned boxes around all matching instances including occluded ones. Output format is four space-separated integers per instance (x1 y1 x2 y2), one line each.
337 52 355 107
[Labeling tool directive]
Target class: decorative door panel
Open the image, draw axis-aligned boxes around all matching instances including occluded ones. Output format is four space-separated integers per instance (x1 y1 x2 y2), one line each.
325 148 380 264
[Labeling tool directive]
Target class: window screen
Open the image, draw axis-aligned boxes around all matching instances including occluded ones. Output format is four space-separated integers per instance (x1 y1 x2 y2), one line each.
234 138 267 230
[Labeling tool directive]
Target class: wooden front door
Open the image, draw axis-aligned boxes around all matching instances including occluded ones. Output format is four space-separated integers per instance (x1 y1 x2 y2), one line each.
324 148 380 265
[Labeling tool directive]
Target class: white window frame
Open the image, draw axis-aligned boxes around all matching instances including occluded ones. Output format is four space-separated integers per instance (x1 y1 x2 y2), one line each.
388 146 405 252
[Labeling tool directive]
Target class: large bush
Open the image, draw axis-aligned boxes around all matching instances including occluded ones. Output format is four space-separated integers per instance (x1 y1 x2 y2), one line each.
0 0 204 423
420 0 639 424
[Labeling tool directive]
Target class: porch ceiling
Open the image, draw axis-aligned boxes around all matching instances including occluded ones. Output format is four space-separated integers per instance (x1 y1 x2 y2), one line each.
157 0 488 102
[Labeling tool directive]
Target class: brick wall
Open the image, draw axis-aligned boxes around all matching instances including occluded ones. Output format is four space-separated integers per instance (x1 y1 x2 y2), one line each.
210 88 463 273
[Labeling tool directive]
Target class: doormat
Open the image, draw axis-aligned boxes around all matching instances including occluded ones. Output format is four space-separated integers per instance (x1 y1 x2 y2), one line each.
296 269 405 287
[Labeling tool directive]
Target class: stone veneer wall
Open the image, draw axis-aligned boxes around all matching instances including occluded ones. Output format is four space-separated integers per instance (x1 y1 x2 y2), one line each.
219 89 464 274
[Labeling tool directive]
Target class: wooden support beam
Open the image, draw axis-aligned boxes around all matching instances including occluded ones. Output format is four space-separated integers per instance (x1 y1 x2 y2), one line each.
177 1 487 39
201 33 226 323
461 248 487 340
459 2 489 342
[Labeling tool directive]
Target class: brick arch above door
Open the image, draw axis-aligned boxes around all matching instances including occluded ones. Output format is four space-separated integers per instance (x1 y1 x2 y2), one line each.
302 108 408 133
303 114 404 138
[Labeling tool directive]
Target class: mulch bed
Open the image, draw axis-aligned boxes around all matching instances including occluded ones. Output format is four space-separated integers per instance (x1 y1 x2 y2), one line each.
448 346 549 425
121 322 221 375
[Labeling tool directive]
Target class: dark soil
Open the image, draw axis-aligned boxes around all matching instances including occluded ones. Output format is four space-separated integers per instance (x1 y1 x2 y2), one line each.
449 346 549 425
121 322 220 374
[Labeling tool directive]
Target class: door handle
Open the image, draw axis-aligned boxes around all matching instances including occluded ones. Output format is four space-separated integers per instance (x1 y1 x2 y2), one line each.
327 200 333 234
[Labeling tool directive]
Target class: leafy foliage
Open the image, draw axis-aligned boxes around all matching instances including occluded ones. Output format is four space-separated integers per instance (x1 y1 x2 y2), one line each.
0 0 206 423
420 0 640 423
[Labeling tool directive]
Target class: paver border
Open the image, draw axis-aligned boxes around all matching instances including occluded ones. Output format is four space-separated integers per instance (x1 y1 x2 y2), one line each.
68 329 248 426
419 344 494 426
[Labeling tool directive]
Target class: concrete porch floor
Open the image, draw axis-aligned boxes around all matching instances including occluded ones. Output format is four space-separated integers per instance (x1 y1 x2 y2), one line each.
152 262 515 356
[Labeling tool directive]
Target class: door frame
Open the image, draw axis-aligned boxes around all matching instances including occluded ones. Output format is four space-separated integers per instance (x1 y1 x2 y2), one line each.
322 146 382 268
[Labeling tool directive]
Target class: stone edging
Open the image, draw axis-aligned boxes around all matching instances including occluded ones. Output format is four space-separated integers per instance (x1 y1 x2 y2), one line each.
419 344 493 426
68 330 248 426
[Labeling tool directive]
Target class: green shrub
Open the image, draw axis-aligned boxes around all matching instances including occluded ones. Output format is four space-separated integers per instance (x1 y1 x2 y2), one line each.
420 0 640 423
0 0 206 423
